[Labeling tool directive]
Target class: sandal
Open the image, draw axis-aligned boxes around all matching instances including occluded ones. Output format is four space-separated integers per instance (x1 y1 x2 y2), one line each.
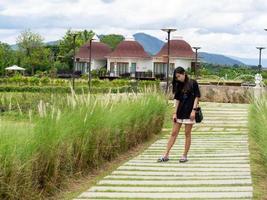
157 156 169 162
179 155 188 163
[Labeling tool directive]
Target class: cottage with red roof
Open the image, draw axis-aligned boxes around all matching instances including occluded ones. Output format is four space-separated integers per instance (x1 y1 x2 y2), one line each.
106 36 152 78
75 35 197 79
74 37 112 73
153 36 195 79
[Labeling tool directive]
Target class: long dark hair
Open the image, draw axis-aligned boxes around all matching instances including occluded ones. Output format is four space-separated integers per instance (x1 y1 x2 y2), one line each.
172 67 191 93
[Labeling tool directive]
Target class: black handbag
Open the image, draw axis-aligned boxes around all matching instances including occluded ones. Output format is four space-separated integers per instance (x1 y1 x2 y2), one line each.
195 107 203 123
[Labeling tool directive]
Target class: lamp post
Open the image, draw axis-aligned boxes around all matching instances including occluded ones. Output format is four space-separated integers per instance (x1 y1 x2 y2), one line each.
193 47 201 79
87 35 97 92
161 28 177 94
256 47 265 73
72 32 79 89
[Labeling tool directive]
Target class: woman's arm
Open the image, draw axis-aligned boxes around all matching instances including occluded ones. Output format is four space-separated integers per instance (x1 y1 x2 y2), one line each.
193 81 200 109
190 80 201 120
193 97 199 109
190 97 199 121
173 99 180 122
173 99 180 114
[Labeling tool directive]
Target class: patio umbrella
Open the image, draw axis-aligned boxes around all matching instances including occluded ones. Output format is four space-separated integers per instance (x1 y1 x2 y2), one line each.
5 65 26 71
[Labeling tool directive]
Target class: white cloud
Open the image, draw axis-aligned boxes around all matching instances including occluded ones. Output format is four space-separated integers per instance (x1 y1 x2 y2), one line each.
0 0 267 60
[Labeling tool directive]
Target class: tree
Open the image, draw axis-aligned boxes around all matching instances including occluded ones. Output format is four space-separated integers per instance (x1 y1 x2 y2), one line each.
0 42 16 76
58 29 95 70
100 34 124 50
45 44 60 62
80 30 94 43
16 29 52 75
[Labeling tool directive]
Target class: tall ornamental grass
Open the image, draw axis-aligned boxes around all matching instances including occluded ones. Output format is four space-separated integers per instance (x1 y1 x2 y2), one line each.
249 94 267 168
0 90 166 199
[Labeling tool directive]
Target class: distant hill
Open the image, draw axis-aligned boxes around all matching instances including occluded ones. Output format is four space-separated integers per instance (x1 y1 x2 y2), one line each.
134 33 164 55
229 56 267 68
45 40 60 46
10 44 18 50
133 33 245 66
199 52 245 66
10 40 59 51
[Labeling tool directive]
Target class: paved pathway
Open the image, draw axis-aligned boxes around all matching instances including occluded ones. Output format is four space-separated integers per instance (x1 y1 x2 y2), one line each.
75 102 253 199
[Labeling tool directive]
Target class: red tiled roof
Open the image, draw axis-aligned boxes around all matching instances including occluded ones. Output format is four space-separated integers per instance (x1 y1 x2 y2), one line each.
155 39 195 58
75 41 112 60
107 41 151 59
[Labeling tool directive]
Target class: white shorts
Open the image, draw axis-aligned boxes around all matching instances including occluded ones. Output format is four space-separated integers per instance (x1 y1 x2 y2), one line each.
176 119 196 124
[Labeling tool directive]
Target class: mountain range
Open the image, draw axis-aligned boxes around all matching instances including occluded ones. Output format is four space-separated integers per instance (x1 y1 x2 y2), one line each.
133 33 264 67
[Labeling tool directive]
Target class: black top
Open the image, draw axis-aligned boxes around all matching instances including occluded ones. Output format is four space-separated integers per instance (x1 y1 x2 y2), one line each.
174 79 201 119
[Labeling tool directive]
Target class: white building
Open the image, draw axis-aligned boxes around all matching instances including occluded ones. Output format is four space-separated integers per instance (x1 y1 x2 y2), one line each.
106 37 152 78
153 37 195 79
74 37 112 74
75 35 197 79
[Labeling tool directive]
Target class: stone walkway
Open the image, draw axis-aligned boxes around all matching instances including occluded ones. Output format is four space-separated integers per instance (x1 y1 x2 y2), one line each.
75 102 253 199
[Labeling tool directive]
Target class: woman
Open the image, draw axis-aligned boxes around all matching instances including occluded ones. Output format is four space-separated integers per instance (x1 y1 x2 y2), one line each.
158 66 201 163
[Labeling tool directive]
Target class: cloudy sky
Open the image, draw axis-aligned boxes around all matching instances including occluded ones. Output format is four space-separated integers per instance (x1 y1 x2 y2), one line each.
0 0 267 61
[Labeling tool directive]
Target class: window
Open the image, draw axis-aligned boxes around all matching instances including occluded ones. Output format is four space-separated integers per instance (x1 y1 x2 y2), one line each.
154 62 175 77
110 62 115 73
169 63 175 76
75 62 87 73
117 62 129 75
154 63 165 74
131 63 136 73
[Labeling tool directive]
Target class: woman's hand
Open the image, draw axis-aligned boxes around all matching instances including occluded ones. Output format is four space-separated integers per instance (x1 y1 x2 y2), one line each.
172 113 177 123
190 111 196 121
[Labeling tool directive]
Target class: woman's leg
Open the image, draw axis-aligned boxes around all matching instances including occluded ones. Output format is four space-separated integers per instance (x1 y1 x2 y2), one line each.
183 124 193 156
163 122 182 158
